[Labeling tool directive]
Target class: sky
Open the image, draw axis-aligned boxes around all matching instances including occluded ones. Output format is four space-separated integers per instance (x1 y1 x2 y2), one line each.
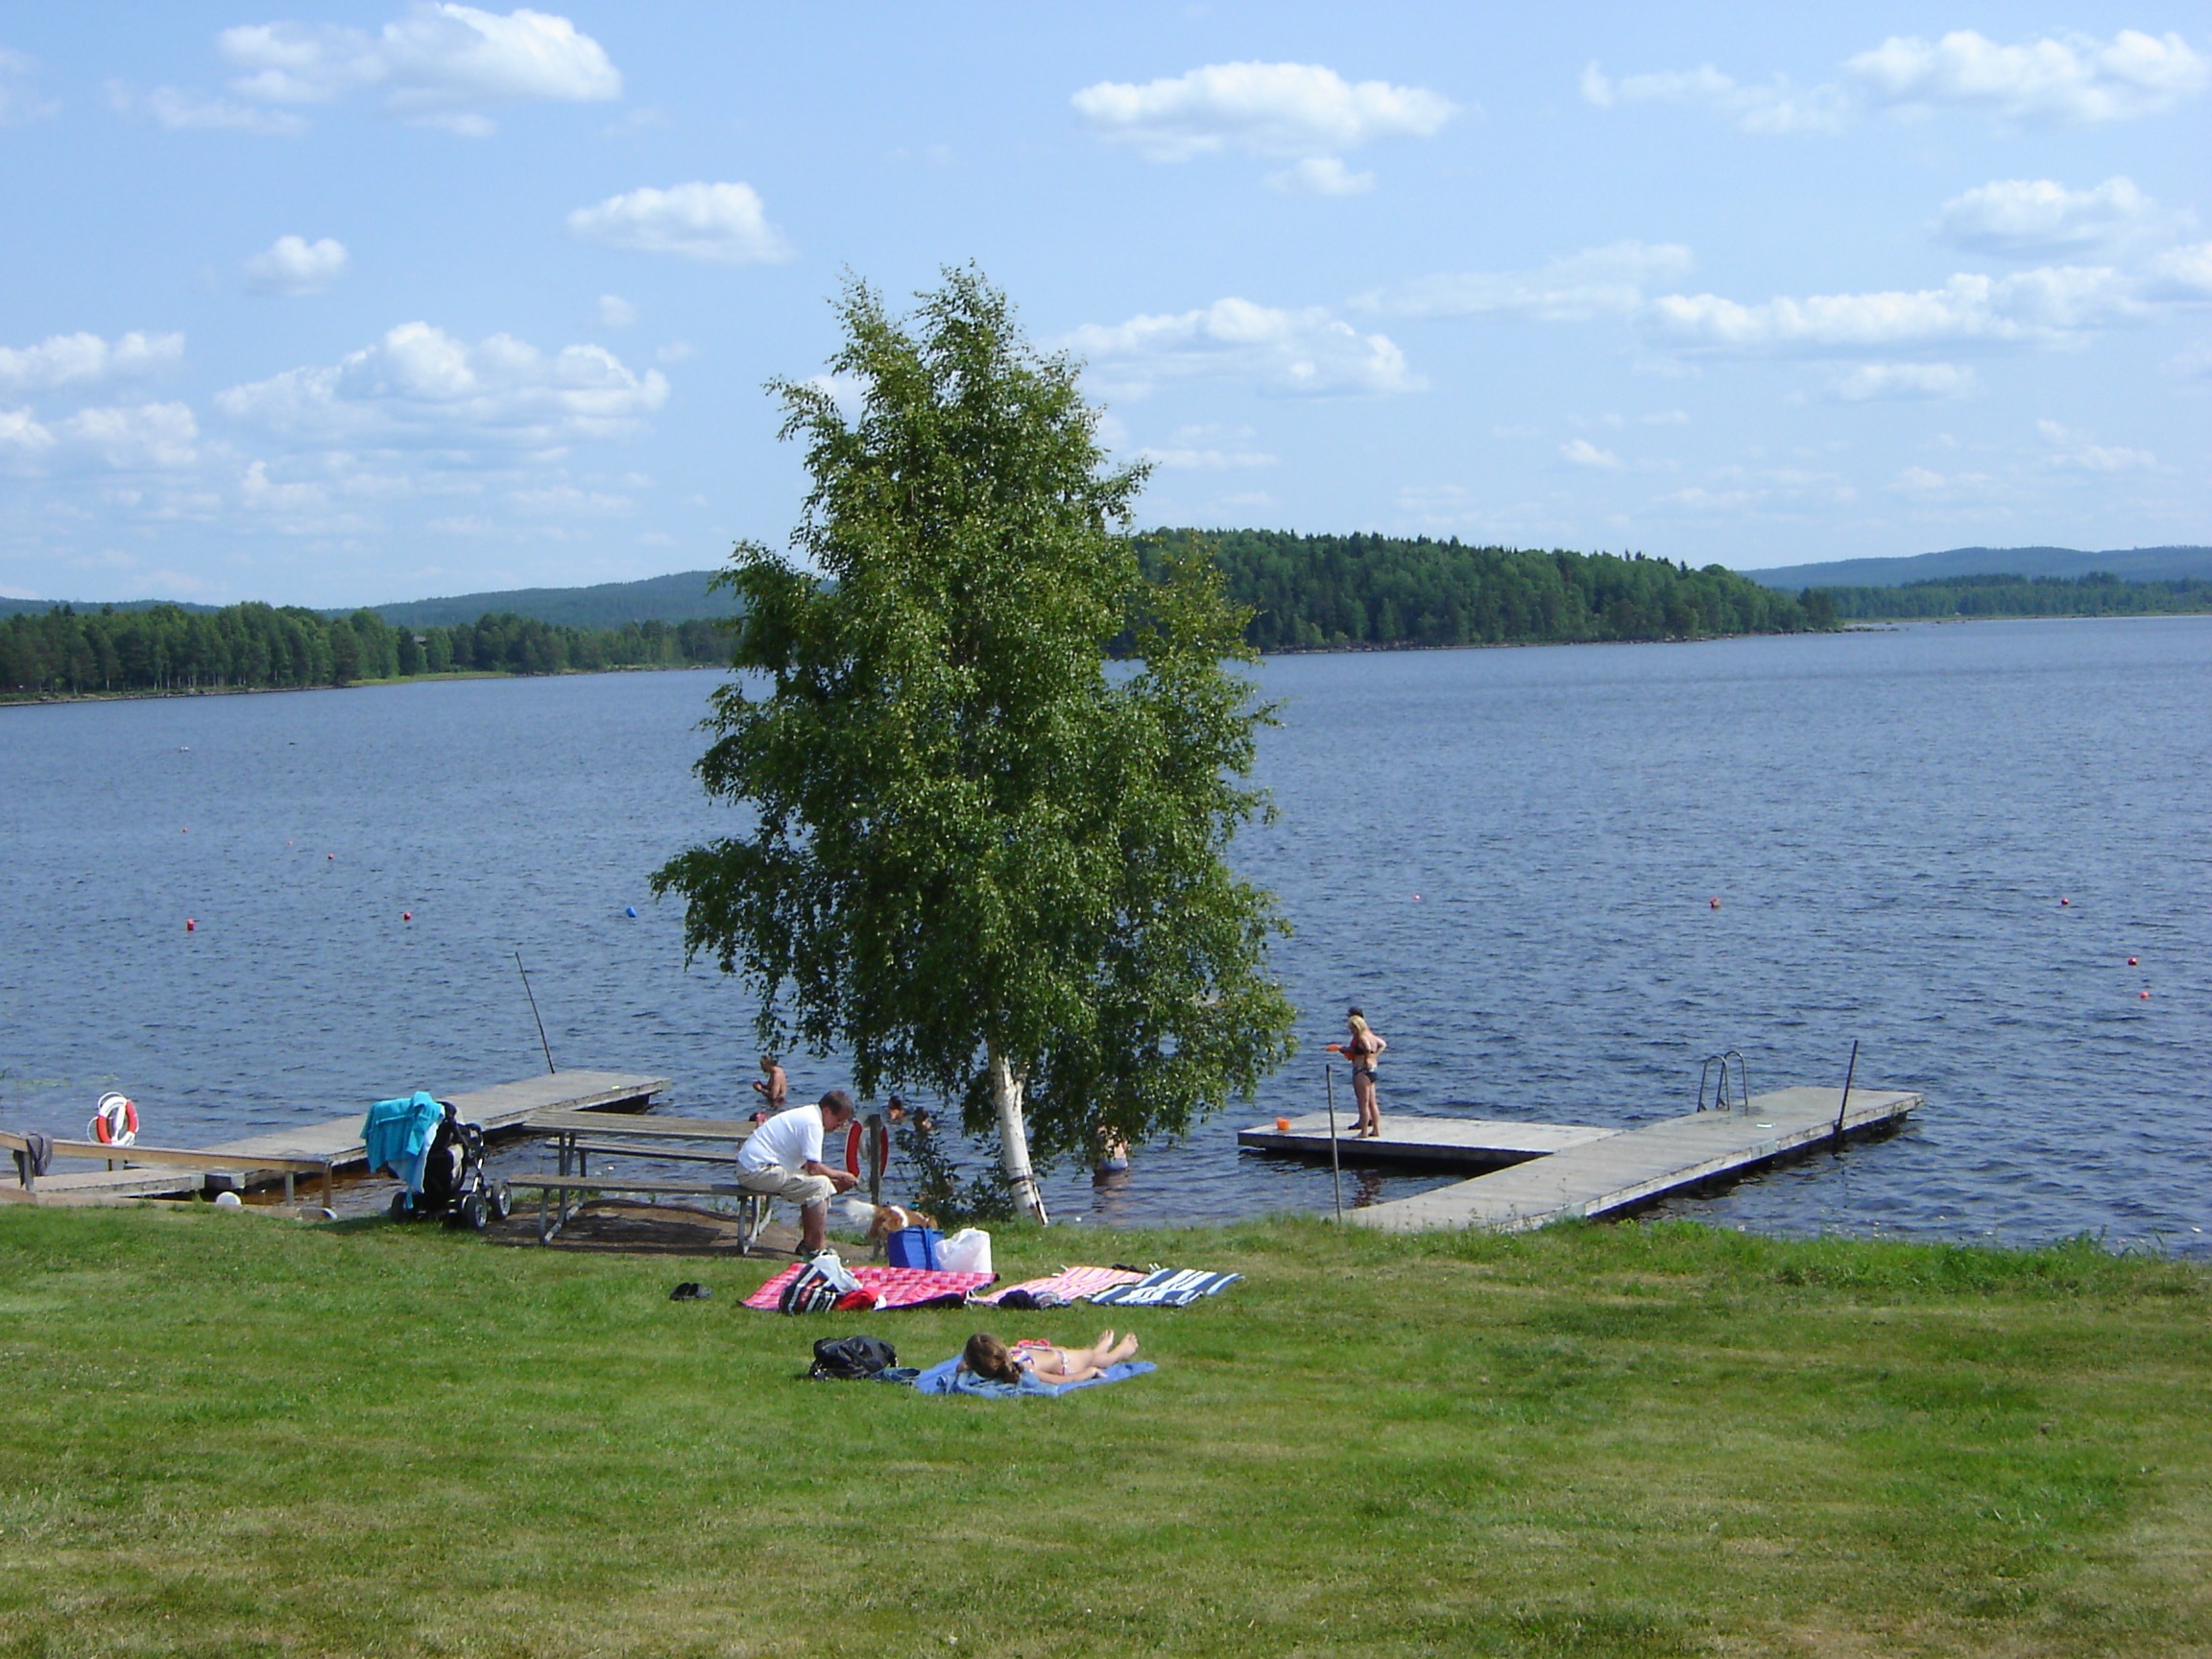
1 4 2207 607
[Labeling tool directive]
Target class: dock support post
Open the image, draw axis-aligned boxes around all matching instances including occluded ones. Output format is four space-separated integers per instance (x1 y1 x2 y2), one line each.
1325 1065 1343 1223
1832 1039 1860 1150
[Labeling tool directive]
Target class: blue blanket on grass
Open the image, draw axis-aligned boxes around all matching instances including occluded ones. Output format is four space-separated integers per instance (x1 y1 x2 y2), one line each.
910 1356 1157 1398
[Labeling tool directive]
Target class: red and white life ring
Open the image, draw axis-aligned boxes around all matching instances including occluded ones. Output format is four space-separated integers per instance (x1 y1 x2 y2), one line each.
91 1093 139 1146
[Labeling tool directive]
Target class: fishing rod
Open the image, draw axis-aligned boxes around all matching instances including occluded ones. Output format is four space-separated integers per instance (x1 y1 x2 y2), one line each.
515 951 557 1074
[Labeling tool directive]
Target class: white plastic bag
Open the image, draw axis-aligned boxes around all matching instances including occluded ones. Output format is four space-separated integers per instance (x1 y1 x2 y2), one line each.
938 1227 993 1276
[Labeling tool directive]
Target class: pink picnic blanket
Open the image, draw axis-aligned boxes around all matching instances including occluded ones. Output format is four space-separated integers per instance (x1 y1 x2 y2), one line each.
977 1265 1145 1306
743 1263 995 1311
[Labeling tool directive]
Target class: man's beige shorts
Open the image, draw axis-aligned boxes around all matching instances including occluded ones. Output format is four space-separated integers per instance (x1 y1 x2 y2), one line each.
735 1167 835 1207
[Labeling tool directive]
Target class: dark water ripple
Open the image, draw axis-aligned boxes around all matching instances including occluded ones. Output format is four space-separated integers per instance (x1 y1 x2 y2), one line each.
2 616 2206 1251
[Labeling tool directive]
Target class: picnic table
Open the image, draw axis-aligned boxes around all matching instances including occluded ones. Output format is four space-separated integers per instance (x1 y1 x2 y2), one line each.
510 1110 764 1244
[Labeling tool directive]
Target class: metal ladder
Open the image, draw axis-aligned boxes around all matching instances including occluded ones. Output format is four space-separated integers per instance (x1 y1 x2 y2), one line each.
1697 1050 1750 1113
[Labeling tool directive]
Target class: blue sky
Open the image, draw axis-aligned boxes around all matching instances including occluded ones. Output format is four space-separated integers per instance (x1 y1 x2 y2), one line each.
1 4 2206 606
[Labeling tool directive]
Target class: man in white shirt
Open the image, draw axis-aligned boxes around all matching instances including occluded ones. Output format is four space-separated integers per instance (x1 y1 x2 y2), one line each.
736 1088 859 1254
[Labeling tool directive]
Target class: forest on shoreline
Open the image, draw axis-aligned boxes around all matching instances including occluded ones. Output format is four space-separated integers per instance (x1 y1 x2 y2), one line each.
1816 570 2212 620
0 602 727 699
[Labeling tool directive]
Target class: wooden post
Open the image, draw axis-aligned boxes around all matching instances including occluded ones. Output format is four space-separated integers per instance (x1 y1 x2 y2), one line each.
1325 1064 1343 1223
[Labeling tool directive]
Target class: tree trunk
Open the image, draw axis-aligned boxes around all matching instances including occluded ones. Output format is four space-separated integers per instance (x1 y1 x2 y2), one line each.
987 1046 1049 1224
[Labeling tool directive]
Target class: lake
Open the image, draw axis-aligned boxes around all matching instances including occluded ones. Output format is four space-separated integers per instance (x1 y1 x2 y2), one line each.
3 616 2207 1250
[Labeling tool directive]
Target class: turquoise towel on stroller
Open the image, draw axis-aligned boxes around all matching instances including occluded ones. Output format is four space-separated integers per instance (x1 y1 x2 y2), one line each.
362 1092 444 1193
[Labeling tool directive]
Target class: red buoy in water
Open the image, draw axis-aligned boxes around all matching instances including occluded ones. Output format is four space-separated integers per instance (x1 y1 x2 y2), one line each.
2128 956 2138 966
2140 989 2151 999
327 854 334 860
1710 896 1720 909
402 911 413 922
185 918 196 931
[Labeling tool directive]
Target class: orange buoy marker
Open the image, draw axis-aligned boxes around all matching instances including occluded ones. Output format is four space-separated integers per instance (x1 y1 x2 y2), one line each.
2140 989 2151 999
185 918 196 931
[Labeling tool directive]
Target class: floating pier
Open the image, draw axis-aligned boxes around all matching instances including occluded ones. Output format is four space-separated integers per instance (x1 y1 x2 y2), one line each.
6 1070 667 1206
1239 1085 1920 1233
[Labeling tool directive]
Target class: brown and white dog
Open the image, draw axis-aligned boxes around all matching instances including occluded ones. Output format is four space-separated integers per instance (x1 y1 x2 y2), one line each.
861 1202 938 1244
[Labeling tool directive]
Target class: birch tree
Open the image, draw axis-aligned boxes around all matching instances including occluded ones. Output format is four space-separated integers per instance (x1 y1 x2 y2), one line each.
653 269 1295 1220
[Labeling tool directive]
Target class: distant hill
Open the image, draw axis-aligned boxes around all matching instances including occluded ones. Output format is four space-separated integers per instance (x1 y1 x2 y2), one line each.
1743 545 2212 589
368 569 735 629
0 595 220 619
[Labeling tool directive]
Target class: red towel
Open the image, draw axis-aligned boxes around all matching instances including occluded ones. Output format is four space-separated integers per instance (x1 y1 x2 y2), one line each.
744 1263 996 1311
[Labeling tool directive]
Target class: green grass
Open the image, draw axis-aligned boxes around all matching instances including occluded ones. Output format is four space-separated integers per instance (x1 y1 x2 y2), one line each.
2 1207 2207 1657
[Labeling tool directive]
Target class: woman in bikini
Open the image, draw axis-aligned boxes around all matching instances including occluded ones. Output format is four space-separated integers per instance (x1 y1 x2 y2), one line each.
1344 1008 1385 1138
961 1330 1140 1385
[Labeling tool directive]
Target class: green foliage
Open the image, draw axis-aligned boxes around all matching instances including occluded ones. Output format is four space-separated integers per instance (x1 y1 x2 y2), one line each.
1138 528 1828 650
0 602 731 696
654 269 1297 1169
1813 570 2212 621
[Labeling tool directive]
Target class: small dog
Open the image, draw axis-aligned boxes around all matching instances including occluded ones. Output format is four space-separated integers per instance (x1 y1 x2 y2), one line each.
861 1201 939 1244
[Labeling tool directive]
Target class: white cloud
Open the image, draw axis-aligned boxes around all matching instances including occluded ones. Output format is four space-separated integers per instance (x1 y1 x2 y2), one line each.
1137 427 1279 469
115 84 309 135
0 331 185 393
216 4 620 133
508 484 630 513
655 341 695 364
4 402 203 470
1063 298 1420 397
1072 61 1453 161
2035 419 2156 470
1830 362 1977 400
596 294 637 327
244 234 349 295
2140 241 2212 301
1936 177 2176 259
1847 30 2207 125
1362 241 1693 321
1647 266 2138 352
566 181 791 264
215 321 667 448
1 46 60 125
1264 156 1374 196
1586 30 2206 138
1559 438 1621 469
0 406 55 461
1580 61 1845 133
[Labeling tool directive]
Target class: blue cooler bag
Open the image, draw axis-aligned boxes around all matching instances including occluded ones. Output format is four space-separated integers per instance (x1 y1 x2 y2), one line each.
885 1226 944 1269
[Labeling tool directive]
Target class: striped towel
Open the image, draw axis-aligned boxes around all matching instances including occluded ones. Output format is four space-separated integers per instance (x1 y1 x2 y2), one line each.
744 1264 995 1312
979 1265 1146 1306
1087 1267 1240 1309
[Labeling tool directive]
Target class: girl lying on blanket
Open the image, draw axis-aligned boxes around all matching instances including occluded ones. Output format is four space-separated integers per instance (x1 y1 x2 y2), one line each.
961 1330 1140 1385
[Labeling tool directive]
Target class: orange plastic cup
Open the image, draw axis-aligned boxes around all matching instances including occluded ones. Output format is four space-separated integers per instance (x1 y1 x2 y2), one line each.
1274 1117 1291 1132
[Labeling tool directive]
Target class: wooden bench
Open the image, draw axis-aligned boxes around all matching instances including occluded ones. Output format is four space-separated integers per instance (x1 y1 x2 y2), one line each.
504 1173 774 1248
2 1130 335 1210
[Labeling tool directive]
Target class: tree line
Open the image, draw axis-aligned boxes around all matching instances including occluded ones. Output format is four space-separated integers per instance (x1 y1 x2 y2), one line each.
0 602 730 697
1137 529 1836 650
1812 571 2212 621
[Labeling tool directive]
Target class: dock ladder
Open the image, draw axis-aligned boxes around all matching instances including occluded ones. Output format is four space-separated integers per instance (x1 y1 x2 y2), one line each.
1697 1050 1750 1114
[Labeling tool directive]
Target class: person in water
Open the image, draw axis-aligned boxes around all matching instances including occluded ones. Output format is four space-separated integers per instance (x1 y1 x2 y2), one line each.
1343 1008 1386 1138
752 1055 788 1111
961 1330 1140 1385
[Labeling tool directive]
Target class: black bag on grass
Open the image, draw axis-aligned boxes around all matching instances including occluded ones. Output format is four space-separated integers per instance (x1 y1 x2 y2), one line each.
809 1334 897 1380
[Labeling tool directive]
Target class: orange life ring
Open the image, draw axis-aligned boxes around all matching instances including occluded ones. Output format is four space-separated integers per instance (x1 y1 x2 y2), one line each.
91 1094 139 1147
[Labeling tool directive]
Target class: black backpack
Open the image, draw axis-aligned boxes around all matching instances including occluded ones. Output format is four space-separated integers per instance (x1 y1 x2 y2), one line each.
808 1334 897 1380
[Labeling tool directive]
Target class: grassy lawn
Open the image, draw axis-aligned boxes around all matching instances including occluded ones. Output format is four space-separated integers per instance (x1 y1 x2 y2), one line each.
1 1205 2206 1657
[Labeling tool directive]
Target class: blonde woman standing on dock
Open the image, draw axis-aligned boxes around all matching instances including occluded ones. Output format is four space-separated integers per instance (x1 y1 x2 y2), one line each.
1344 1009 1385 1139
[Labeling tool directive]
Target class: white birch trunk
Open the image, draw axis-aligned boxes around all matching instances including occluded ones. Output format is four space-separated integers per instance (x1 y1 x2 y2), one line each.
986 1045 1049 1224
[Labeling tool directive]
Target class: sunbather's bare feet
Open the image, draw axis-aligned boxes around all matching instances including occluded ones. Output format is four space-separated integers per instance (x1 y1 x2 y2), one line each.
1104 1331 1141 1364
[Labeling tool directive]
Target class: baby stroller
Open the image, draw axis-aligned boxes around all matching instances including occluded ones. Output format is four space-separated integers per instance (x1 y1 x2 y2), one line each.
372 1094 513 1230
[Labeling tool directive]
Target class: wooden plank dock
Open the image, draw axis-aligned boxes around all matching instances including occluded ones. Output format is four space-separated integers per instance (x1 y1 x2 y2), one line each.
1237 1111 1620 1167
1335 1086 1919 1233
10 1070 668 1206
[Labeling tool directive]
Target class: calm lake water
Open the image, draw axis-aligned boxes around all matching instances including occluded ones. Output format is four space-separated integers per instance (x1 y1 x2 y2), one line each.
4 616 2207 1250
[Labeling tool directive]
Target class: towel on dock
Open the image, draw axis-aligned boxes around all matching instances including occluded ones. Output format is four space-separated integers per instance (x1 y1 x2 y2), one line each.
12 1131 55 1184
1087 1268 1240 1309
361 1093 443 1192
979 1265 1146 1307
909 1355 1156 1399
744 1263 995 1312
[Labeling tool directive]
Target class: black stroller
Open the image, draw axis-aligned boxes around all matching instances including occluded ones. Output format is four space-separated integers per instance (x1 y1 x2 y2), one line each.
389 1101 513 1231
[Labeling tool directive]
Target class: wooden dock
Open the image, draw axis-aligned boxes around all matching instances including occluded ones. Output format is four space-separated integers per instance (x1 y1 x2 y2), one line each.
1237 1111 1619 1167
1238 1085 1920 1233
10 1070 668 1205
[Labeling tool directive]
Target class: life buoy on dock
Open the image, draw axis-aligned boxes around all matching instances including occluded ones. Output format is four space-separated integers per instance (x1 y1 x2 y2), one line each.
91 1093 139 1146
